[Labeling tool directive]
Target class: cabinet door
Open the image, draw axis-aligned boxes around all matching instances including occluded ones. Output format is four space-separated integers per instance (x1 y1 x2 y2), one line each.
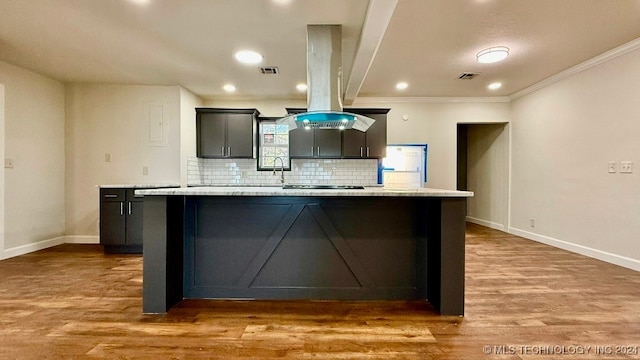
100 201 125 245
226 112 254 158
124 190 144 245
289 128 314 157
342 129 366 158
125 201 144 245
364 113 387 158
197 113 226 157
315 130 342 157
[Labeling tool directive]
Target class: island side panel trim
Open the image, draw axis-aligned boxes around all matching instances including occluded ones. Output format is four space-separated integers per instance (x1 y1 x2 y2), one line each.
143 195 185 313
439 198 466 316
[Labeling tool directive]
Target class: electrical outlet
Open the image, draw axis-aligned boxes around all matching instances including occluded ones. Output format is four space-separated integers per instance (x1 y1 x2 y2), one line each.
621 161 634 174
530 219 535 228
4 158 14 168
143 166 149 175
608 161 617 173
105 153 111 162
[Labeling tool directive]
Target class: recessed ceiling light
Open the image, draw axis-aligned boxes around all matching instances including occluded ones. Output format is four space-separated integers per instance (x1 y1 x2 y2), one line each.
223 84 236 92
487 82 503 90
476 46 510 64
234 50 263 65
129 0 151 5
395 82 409 90
296 83 307 92
272 0 293 5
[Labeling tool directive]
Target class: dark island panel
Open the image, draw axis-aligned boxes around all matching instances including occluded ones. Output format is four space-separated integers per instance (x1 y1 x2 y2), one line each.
183 197 418 300
143 194 466 315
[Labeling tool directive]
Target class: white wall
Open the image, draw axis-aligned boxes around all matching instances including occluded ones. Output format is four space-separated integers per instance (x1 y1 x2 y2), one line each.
354 100 512 189
179 87 202 186
466 123 509 230
0 61 66 257
0 84 5 255
65 84 182 238
510 47 640 270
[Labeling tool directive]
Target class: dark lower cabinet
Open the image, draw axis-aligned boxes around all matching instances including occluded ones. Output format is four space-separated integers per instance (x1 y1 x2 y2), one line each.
100 188 144 254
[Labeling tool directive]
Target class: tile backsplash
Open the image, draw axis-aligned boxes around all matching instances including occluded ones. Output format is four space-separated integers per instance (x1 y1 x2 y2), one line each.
187 157 379 186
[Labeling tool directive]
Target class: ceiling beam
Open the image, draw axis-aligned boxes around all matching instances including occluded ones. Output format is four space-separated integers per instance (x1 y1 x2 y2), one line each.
343 0 398 105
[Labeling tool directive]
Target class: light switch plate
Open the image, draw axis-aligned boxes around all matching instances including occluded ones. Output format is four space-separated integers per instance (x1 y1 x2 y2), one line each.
4 158 14 168
621 161 634 174
608 161 616 173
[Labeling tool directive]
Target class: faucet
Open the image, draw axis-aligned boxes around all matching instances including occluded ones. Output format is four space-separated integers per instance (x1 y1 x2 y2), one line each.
273 157 285 185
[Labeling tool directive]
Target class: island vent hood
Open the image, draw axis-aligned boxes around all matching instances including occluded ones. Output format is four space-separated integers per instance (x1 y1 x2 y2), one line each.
277 25 375 132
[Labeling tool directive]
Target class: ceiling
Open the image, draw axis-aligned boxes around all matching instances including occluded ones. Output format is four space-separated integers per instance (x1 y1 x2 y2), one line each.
1 0 640 101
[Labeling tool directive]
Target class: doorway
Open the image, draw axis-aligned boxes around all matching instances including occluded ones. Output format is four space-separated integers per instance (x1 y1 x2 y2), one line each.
457 123 509 231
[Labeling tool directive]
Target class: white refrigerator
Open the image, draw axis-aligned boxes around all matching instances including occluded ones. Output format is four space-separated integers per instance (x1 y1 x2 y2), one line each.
382 144 428 189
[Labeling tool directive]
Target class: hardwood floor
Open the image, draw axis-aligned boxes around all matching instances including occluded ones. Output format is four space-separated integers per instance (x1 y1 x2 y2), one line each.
1 223 639 359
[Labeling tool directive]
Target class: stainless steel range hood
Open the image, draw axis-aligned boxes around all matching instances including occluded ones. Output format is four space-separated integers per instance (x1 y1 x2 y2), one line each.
278 25 375 132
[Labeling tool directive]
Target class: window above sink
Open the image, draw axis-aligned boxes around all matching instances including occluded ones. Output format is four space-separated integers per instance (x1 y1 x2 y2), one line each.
257 118 290 171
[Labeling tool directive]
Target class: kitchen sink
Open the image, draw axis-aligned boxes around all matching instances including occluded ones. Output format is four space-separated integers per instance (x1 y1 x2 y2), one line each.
282 184 365 190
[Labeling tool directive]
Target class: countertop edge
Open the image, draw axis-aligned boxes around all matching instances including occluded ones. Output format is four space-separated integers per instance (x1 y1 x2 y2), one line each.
135 186 473 198
98 184 181 189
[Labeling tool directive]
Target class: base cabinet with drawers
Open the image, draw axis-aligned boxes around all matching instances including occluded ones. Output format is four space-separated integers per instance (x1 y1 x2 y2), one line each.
99 188 145 254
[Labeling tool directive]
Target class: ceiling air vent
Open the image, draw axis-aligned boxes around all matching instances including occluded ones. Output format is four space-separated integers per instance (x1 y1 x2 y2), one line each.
259 66 279 75
457 72 480 80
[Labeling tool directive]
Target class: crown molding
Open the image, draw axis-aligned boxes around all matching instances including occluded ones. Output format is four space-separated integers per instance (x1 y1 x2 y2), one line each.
352 96 511 104
510 37 640 100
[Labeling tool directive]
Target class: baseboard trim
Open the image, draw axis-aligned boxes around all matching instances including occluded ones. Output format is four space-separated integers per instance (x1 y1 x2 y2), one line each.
466 216 506 232
508 227 640 272
1 236 65 260
64 235 100 244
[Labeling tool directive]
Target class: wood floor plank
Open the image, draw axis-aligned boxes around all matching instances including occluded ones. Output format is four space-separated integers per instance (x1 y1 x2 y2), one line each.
1 225 640 359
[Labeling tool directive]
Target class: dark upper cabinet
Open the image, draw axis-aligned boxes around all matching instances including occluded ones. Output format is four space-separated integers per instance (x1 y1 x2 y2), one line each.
285 107 389 159
198 113 226 157
289 128 342 158
342 130 366 158
315 130 342 157
100 188 144 253
287 108 342 158
342 108 389 158
196 108 259 158
289 127 314 157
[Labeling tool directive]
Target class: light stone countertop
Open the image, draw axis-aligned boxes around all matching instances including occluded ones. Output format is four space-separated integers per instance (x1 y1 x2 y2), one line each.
98 184 181 189
135 186 473 198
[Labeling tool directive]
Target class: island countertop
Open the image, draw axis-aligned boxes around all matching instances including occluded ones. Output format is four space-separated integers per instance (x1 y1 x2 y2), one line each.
135 186 473 197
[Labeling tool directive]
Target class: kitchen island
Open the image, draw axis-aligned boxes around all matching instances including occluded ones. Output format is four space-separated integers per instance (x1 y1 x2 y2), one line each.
136 186 473 315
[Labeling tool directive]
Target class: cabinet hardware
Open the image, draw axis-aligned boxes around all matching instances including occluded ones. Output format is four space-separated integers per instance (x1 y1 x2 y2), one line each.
128 202 132 215
360 147 363 157
366 147 370 157
221 146 225 156
317 146 320 156
120 202 124 216
104 194 118 198
228 146 231 157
